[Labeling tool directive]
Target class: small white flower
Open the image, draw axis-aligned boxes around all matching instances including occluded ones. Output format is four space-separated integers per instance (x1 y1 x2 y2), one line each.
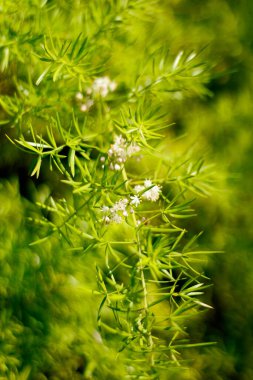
114 163 121 171
107 135 140 171
127 143 141 156
142 185 161 202
103 215 111 223
113 198 128 212
134 185 144 194
80 99 94 112
130 195 141 207
144 179 153 188
75 92 83 100
86 99 94 108
102 198 130 224
80 104 88 112
108 135 127 163
101 205 109 213
90 76 117 98
109 80 117 92
134 181 161 202
111 213 122 224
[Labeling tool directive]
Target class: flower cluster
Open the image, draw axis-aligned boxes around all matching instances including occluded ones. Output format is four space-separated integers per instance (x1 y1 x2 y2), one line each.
101 196 141 224
134 180 161 202
103 135 140 171
75 92 94 112
87 76 117 98
75 76 117 112
101 181 161 225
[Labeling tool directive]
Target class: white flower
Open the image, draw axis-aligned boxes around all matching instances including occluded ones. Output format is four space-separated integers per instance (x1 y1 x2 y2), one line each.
111 213 122 224
80 99 94 112
113 198 128 212
109 80 117 92
75 92 83 100
80 104 88 112
134 181 161 202
103 215 111 224
114 163 121 171
90 76 117 98
130 195 141 207
107 135 140 171
108 135 127 163
101 205 109 213
127 143 141 156
134 185 145 194
101 198 129 224
142 185 161 202
101 205 111 223
144 179 153 188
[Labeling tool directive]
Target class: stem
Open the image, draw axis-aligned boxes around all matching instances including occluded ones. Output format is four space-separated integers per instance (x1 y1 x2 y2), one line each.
122 166 154 356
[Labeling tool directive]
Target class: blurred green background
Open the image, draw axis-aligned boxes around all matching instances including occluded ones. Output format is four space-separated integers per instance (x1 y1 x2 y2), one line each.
0 0 253 379
159 1 253 379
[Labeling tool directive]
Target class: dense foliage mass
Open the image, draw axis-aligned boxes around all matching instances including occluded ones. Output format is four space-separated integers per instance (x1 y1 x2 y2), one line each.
0 1 252 379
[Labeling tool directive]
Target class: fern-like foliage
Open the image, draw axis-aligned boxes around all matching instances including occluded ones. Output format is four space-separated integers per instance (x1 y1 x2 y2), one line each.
0 0 218 379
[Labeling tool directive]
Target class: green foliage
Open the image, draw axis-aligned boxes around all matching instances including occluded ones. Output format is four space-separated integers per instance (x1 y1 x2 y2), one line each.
1 0 252 379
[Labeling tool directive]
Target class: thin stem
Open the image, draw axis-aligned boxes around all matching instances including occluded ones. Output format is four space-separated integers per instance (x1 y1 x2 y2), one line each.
122 165 154 356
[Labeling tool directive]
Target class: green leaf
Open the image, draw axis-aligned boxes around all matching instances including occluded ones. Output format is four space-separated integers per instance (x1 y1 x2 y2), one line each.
36 64 52 85
68 148 76 177
30 155 42 178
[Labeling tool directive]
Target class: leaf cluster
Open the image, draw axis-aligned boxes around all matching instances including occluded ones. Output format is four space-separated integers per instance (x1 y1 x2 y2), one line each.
0 0 219 379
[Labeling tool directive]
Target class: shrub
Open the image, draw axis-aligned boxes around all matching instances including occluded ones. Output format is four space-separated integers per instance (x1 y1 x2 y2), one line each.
3 0 251 379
